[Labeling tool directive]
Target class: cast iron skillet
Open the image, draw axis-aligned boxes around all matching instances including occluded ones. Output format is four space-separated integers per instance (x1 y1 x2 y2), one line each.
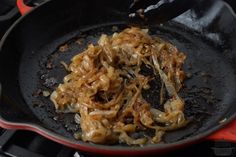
0 0 236 155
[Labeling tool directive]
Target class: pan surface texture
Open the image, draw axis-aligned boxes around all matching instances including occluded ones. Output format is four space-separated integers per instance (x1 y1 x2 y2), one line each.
0 0 236 155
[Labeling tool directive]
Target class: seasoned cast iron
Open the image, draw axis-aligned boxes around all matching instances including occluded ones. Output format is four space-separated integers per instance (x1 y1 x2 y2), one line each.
0 0 236 155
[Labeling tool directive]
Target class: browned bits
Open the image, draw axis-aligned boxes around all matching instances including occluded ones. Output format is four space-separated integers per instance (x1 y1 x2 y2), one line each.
59 44 69 52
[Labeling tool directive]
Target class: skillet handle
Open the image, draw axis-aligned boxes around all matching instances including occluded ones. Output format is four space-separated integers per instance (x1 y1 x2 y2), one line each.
16 0 33 15
207 120 236 142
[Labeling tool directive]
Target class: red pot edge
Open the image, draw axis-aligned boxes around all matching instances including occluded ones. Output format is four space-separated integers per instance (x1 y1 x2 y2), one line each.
16 0 33 15
207 119 236 142
0 119 201 156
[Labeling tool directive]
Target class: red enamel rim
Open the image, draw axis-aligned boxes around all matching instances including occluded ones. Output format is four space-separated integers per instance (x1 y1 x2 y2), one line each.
207 120 236 142
0 119 191 155
16 0 33 15
0 120 141 155
0 117 236 155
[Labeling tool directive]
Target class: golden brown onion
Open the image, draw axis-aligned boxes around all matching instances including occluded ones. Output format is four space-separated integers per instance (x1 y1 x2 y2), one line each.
50 27 187 145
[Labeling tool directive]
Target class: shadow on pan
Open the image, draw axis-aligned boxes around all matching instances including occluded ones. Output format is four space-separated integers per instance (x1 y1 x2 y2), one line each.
0 0 236 151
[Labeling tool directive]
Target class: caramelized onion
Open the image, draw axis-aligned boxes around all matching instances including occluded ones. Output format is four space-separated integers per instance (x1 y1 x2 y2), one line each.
51 27 187 145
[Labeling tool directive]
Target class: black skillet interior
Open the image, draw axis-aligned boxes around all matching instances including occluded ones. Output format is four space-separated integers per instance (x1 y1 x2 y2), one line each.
0 0 236 147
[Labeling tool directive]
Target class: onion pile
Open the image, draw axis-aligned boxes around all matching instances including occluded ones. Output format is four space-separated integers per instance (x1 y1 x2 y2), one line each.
50 27 187 145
